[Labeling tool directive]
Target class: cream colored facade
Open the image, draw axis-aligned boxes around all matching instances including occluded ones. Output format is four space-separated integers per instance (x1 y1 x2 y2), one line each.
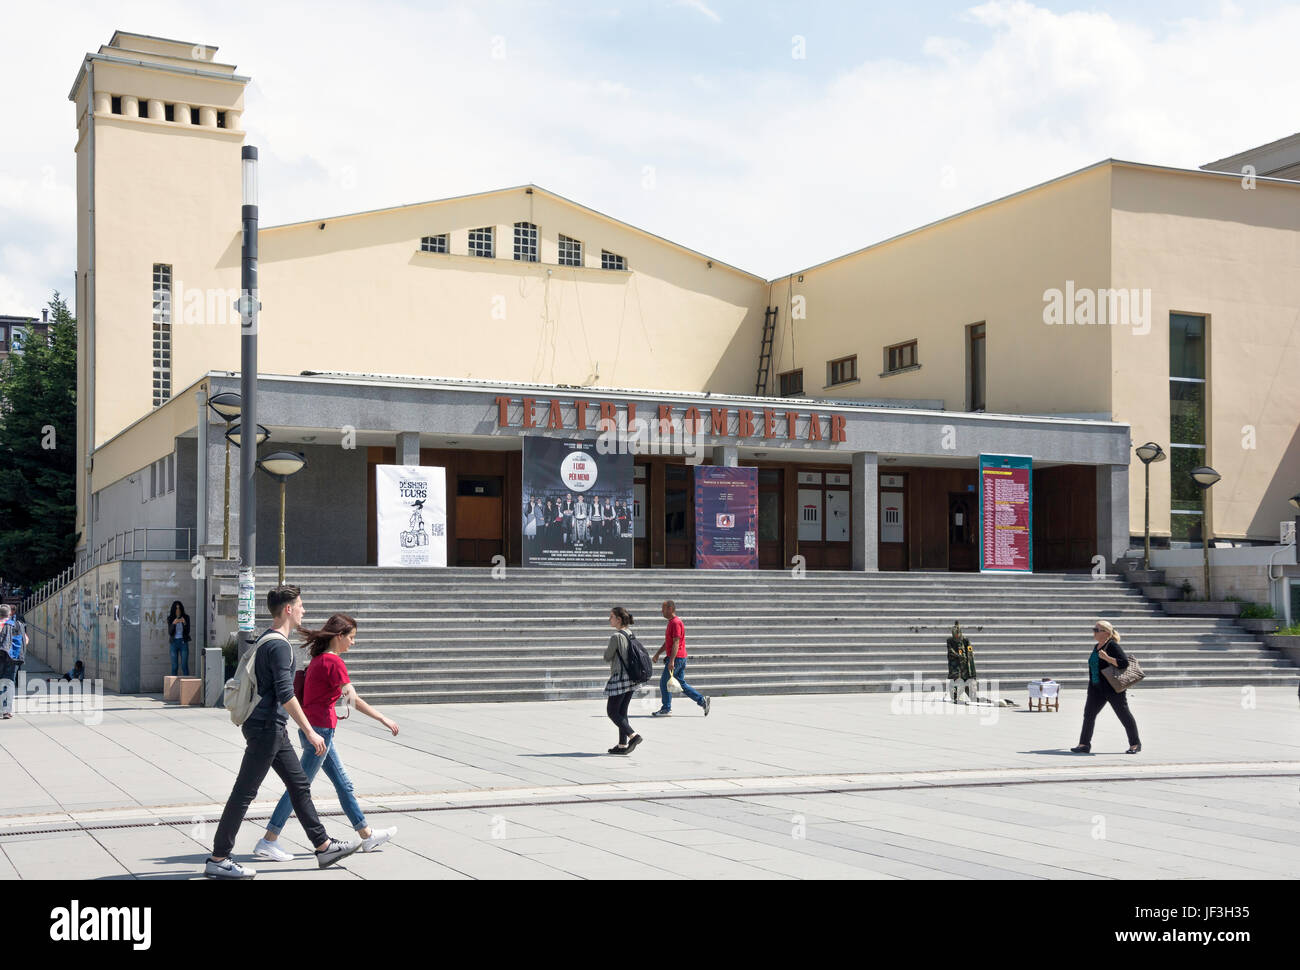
70 31 1300 554
768 162 1300 543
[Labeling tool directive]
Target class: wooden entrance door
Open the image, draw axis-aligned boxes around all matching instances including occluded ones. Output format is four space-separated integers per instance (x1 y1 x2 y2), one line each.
948 492 978 571
456 476 503 565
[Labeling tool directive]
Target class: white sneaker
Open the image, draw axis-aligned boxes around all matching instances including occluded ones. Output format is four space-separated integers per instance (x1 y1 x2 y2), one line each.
253 838 293 862
205 857 256 879
360 827 396 852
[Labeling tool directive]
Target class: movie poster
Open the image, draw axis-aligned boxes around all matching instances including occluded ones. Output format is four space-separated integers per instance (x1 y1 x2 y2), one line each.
522 437 633 566
694 466 758 569
979 454 1032 573
376 465 447 567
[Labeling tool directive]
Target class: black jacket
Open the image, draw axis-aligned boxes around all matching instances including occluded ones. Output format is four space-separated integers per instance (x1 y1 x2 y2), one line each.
1093 638 1129 692
166 613 191 643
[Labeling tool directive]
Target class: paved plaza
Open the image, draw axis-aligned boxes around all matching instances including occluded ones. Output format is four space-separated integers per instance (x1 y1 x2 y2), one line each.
0 674 1297 879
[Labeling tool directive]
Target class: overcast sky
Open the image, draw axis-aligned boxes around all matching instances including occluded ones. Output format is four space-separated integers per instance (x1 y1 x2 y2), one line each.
3 0 1298 315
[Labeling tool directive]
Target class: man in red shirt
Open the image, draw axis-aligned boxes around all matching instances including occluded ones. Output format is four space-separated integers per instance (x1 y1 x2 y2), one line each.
651 600 710 717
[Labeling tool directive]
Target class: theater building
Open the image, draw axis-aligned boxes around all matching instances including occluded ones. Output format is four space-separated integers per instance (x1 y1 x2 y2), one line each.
67 32 1300 578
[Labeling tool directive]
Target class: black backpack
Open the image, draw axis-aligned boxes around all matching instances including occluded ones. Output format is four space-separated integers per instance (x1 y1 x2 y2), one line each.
617 630 653 684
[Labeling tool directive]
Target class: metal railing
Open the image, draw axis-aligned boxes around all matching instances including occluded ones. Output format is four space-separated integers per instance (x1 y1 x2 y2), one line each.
21 528 194 616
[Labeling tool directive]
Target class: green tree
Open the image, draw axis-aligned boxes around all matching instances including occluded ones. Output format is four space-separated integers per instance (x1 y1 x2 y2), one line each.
0 292 78 587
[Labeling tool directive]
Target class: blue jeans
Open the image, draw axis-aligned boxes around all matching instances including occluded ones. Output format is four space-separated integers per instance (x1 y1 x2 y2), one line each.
660 657 704 711
169 639 189 676
266 727 367 835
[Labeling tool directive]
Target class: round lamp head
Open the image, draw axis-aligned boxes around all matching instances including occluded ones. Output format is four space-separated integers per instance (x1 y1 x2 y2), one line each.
258 451 307 479
1135 442 1166 465
1189 466 1221 489
225 423 270 449
1289 491 1300 512
207 391 242 422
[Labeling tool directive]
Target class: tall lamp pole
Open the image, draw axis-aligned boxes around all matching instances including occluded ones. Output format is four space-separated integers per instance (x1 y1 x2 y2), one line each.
1135 442 1166 571
238 146 259 642
257 452 308 586
206 392 242 559
1190 466 1221 600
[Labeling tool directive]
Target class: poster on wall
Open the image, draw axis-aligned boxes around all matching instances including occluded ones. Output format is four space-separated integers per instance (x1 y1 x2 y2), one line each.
523 437 633 566
880 492 905 543
797 489 823 542
694 466 758 569
979 454 1032 572
376 465 448 567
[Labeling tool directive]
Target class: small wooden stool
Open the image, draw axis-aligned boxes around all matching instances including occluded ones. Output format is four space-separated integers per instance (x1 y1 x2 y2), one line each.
1027 679 1060 711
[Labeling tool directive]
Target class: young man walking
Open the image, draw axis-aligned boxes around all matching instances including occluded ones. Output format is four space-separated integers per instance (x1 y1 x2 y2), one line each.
651 600 710 717
205 585 362 879
0 605 27 720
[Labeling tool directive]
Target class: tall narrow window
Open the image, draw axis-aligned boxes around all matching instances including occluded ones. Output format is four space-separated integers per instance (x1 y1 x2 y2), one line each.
513 222 538 262
558 234 582 267
1170 313 1208 547
152 263 172 407
468 227 494 258
968 322 986 411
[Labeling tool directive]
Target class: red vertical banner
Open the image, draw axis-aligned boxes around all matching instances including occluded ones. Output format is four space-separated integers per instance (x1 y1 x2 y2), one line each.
979 454 1033 572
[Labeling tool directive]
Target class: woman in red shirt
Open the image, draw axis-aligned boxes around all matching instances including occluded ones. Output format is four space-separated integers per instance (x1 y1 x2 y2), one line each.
254 613 400 862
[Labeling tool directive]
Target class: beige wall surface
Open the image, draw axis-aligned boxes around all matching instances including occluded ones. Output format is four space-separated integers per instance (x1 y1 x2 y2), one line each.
767 165 1115 418
1110 165 1300 541
256 189 770 397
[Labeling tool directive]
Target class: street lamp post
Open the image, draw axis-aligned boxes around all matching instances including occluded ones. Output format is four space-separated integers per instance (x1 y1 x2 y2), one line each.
239 145 259 641
1135 442 1166 570
206 392 242 559
225 424 270 451
257 451 307 586
1190 465 1221 600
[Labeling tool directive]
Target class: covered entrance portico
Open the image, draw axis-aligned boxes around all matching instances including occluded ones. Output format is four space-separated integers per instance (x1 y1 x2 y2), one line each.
178 372 1132 573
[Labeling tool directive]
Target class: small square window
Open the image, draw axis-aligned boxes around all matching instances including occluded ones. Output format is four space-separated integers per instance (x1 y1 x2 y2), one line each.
421 234 448 254
828 356 857 386
468 227 494 258
601 250 626 271
779 369 804 396
558 235 583 267
513 222 538 262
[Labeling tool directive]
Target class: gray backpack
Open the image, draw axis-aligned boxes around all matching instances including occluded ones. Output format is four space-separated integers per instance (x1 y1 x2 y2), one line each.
223 630 286 725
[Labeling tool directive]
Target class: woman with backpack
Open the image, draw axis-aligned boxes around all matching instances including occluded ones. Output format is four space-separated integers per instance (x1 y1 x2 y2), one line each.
604 606 645 755
253 612 399 861
165 601 191 676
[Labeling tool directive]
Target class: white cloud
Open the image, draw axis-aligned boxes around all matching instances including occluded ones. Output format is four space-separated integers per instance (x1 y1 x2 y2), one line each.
674 0 722 24
2 0 1299 312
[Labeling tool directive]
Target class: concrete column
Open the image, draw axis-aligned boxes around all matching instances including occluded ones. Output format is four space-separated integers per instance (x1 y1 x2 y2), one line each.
1096 463 1130 569
199 105 218 127
147 99 165 121
711 445 739 466
851 451 879 571
397 431 421 466
175 102 191 125
121 95 139 118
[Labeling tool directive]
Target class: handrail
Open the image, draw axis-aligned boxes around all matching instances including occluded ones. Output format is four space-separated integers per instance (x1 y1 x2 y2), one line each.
21 527 194 616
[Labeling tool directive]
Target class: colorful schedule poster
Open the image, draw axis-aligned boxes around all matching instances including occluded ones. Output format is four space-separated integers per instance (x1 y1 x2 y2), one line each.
979 454 1032 573
694 466 758 569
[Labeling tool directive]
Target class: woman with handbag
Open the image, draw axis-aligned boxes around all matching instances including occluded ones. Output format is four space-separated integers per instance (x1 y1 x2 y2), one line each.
1071 619 1142 754
603 606 644 755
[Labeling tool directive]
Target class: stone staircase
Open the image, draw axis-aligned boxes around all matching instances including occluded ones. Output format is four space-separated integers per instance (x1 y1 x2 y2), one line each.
255 567 1298 704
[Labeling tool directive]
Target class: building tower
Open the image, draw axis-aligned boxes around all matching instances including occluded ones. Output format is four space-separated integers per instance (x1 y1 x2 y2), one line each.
70 31 248 554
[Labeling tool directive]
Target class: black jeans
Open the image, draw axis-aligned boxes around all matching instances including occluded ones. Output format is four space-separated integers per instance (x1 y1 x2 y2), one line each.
606 691 635 744
1079 683 1141 747
212 720 328 858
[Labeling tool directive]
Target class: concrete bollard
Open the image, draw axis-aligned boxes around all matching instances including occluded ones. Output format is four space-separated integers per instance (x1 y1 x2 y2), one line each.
203 647 224 707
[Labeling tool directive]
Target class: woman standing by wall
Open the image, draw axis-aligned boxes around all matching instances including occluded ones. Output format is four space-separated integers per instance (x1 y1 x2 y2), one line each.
166 601 191 676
